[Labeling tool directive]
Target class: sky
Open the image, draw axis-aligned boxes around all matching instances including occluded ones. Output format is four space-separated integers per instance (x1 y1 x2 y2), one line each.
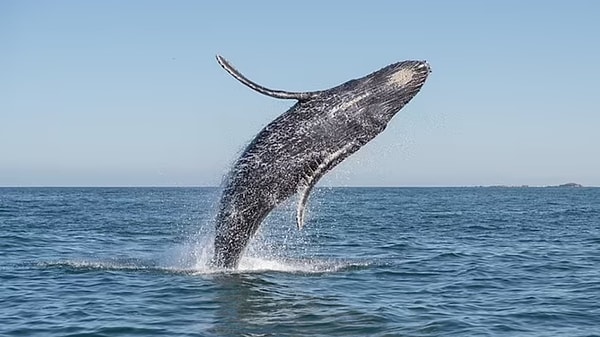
1 1 599 187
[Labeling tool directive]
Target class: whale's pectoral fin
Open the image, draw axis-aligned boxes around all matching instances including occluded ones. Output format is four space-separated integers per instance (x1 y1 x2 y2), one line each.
216 55 321 101
296 142 361 230
297 179 316 230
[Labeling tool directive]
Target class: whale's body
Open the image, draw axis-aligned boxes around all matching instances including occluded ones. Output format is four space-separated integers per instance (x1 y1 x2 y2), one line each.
212 56 430 268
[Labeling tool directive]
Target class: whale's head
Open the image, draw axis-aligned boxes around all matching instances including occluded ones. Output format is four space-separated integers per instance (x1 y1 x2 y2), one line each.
324 60 431 128
215 54 430 133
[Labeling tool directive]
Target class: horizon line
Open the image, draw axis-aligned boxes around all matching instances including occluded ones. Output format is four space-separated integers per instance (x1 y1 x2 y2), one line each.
0 184 596 188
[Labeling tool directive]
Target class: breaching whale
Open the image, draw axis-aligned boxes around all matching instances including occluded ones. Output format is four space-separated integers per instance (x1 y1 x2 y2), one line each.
212 55 430 268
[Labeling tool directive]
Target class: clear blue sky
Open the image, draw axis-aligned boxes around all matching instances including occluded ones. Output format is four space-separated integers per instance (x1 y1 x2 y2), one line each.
2 1 599 187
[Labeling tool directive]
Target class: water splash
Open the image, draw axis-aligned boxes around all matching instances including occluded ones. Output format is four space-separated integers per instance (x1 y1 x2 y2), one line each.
36 201 374 276
36 255 372 276
169 229 372 275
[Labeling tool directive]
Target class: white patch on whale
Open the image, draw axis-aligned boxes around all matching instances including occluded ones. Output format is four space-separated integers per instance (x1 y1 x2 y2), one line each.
328 92 371 117
388 68 414 87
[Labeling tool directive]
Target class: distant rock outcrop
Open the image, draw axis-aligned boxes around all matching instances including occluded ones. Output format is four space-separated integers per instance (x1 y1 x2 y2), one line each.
554 183 584 188
484 183 585 188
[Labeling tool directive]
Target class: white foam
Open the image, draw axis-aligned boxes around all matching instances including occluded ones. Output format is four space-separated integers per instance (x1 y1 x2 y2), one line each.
37 254 372 276
190 256 369 275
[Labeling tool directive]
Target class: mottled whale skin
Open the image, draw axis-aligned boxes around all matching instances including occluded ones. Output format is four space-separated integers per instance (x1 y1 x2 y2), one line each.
212 56 430 268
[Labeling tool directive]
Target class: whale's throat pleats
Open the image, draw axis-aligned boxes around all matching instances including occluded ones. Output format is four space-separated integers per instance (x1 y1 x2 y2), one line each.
296 142 359 229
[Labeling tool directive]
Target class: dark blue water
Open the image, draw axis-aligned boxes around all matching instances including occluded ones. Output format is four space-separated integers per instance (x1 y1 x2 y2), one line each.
1 187 599 336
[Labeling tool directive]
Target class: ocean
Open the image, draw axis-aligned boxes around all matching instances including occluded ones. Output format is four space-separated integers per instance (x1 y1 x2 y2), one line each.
1 187 599 336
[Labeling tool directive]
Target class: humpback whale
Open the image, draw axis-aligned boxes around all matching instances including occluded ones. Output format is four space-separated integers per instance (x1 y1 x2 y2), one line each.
212 55 431 268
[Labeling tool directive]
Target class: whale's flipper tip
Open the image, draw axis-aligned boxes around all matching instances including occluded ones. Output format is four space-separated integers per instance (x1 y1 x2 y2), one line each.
296 187 311 231
296 212 305 230
215 55 228 68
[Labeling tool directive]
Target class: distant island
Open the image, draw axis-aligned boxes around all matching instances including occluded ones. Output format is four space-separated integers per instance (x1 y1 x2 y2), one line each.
553 183 584 188
484 183 584 188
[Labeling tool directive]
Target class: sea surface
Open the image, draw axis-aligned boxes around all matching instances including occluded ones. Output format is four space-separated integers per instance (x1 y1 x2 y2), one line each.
1 187 599 336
